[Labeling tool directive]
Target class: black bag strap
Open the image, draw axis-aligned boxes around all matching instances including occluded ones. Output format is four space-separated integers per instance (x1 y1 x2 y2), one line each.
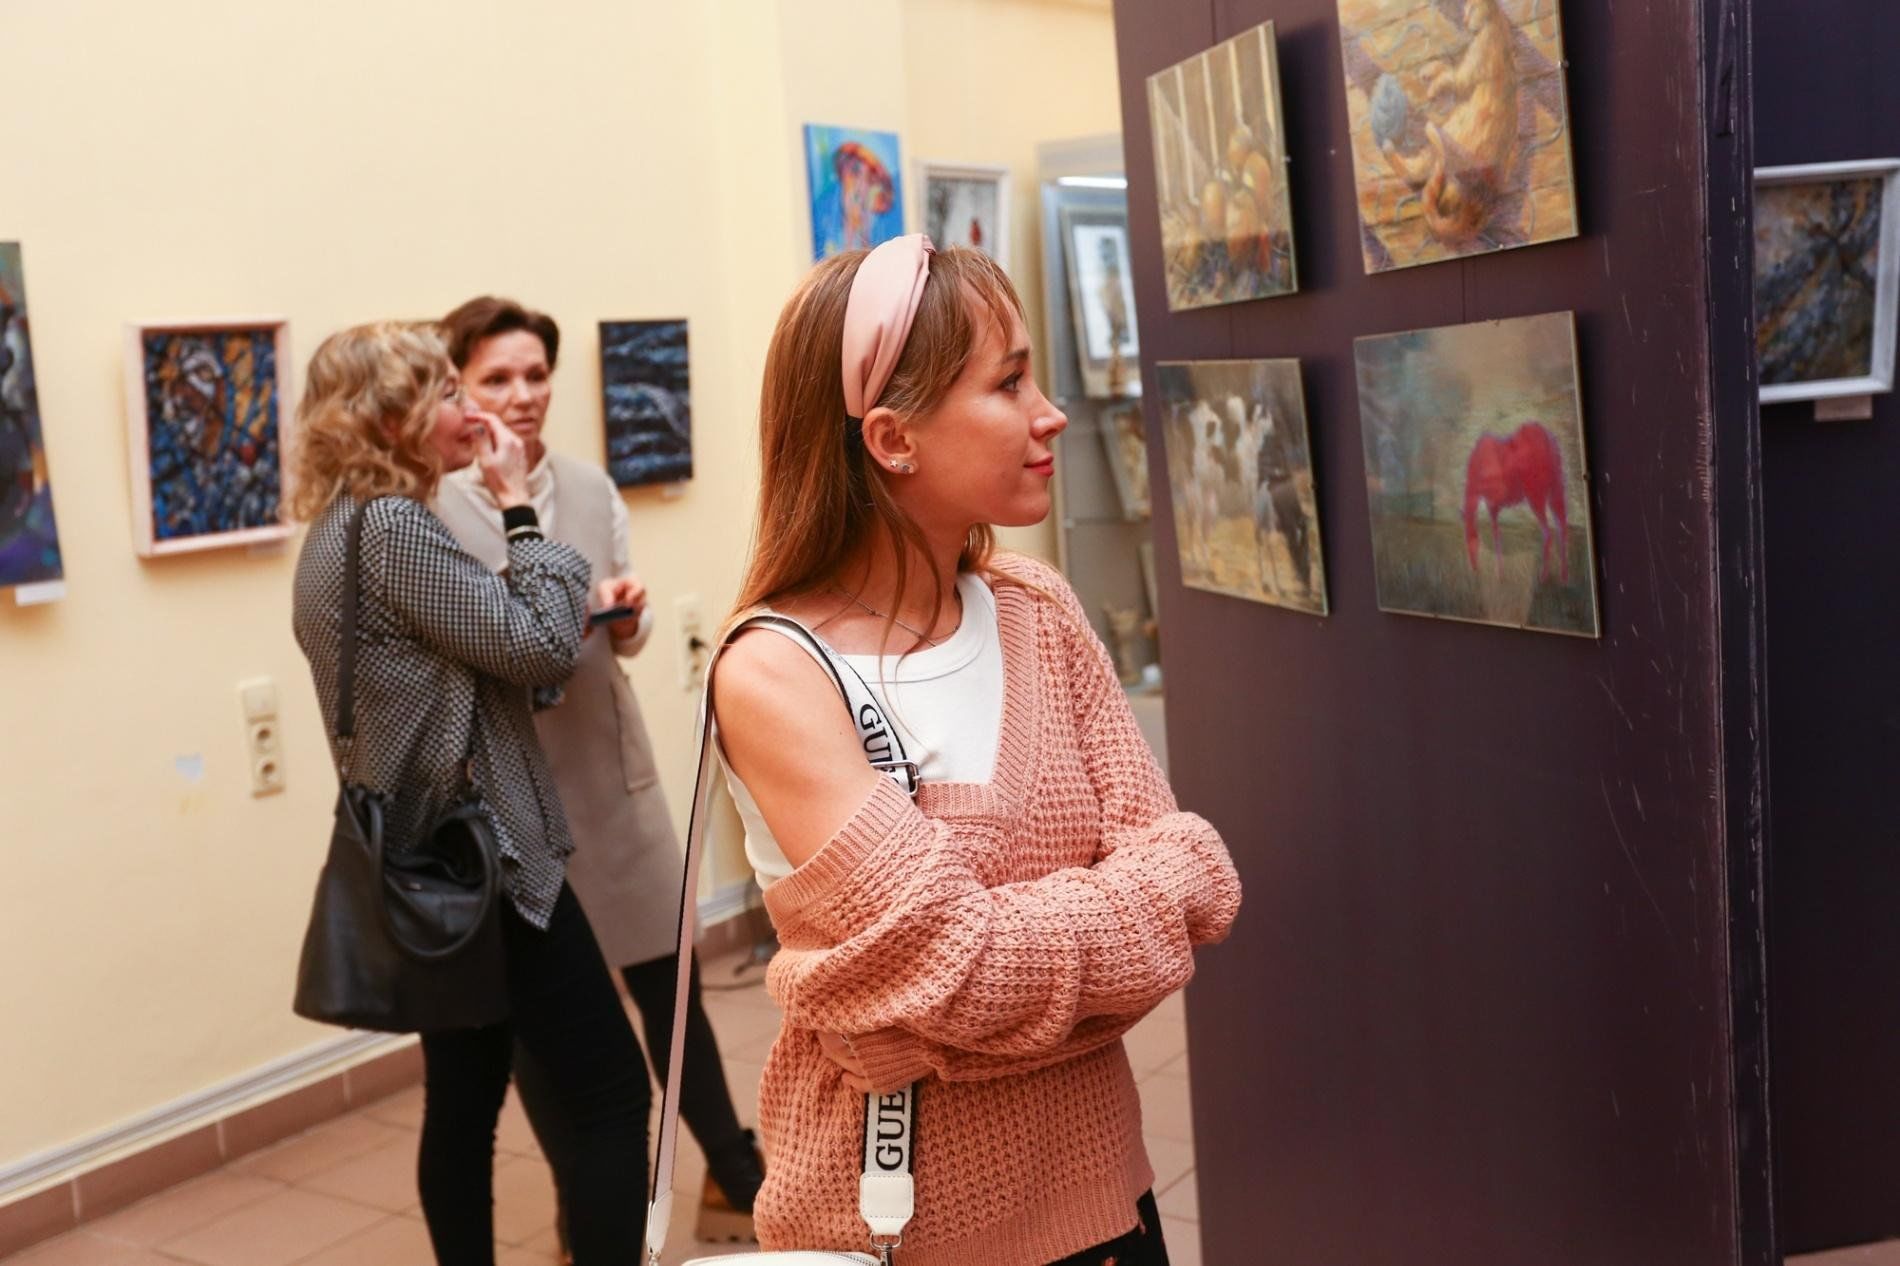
335 500 371 774
333 497 478 787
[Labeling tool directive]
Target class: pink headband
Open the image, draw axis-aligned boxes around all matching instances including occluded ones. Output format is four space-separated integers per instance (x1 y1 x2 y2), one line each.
841 233 935 422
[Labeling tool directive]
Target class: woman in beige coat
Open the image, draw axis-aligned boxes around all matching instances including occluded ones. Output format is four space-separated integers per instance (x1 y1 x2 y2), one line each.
433 297 764 1246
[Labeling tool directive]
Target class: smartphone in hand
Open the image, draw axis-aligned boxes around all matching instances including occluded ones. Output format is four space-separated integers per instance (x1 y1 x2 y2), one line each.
587 605 637 629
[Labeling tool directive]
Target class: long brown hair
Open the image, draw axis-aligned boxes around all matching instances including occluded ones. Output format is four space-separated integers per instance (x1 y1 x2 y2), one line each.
287 321 454 520
730 245 1027 634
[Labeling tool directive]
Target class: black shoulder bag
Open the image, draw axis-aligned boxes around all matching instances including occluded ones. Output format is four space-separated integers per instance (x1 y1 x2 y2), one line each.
292 498 509 1034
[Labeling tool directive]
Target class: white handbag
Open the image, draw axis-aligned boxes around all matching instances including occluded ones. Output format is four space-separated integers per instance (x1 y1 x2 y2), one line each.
647 615 921 1266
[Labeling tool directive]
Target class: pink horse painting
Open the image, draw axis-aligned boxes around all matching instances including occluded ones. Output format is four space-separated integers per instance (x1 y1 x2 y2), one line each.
1462 422 1569 581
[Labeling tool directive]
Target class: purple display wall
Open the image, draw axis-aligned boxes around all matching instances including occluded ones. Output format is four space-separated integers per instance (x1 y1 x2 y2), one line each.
1754 1 1900 1254
1110 0 1771 1262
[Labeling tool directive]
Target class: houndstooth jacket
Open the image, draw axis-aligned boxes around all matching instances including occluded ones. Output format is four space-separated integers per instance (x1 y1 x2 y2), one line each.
292 493 592 929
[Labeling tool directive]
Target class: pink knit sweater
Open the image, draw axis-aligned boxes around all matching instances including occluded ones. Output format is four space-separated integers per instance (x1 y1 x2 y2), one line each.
752 557 1242 1266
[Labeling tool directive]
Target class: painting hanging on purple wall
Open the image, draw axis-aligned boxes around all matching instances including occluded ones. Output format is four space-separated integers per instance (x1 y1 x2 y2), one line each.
1336 0 1579 273
124 319 292 557
599 319 691 487
0 243 65 589
1353 310 1599 636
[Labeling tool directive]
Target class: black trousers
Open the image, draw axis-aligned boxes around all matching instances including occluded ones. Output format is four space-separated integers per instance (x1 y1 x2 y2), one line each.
514 952 753 1192
417 884 647 1266
1048 1190 1170 1266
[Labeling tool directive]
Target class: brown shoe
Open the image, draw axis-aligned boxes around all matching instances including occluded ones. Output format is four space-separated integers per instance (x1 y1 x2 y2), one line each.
694 1130 766 1243
693 1166 758 1243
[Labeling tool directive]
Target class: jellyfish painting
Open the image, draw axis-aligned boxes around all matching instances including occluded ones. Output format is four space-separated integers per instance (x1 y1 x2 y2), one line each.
804 124 906 260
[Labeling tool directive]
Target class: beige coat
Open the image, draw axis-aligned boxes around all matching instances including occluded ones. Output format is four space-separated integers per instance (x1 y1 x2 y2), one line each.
434 453 683 966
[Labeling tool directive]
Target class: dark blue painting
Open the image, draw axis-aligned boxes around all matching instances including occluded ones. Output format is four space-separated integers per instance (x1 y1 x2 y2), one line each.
0 243 64 589
600 320 691 488
141 326 284 548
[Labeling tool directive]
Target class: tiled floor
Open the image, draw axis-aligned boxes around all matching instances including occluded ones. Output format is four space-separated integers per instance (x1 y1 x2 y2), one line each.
4 948 1202 1266
1797 1249 1900 1266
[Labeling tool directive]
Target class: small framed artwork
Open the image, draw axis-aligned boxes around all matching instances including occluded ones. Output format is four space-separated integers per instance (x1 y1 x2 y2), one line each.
1100 402 1151 520
805 123 906 261
1755 160 1900 404
918 161 1011 268
124 318 292 557
599 320 692 487
1146 20 1298 309
1059 205 1141 399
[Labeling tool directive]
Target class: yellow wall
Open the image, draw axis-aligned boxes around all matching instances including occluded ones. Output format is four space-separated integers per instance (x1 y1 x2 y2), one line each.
0 0 1121 1169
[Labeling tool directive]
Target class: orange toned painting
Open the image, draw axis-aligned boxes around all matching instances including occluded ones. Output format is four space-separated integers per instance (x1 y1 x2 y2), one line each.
1337 0 1578 273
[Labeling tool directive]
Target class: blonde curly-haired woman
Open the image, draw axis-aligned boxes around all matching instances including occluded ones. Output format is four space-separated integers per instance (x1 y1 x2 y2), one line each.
288 322 647 1266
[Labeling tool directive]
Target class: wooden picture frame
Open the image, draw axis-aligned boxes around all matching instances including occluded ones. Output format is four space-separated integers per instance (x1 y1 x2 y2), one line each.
125 318 292 557
1058 204 1141 399
917 160 1012 270
1755 159 1900 404
1099 402 1151 520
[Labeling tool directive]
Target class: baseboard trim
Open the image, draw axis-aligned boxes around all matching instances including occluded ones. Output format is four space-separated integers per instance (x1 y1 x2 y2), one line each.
0 1031 402 1201
0 898 761 1257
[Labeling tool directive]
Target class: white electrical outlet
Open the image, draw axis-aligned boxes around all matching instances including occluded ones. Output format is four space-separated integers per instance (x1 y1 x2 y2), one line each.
675 594 706 691
252 754 287 796
239 677 286 797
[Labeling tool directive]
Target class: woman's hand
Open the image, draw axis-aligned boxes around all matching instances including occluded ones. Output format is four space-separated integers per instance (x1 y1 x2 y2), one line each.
817 1031 873 1094
591 575 647 640
473 409 532 509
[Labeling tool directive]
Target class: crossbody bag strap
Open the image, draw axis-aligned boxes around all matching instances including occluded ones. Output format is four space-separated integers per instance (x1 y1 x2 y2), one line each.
335 500 371 778
646 614 918 1265
339 497 482 790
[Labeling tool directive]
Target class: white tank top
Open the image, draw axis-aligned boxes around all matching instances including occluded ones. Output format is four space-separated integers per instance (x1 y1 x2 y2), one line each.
714 572 1004 887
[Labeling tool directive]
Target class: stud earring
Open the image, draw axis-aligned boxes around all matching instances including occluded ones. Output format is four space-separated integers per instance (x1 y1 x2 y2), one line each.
892 460 913 474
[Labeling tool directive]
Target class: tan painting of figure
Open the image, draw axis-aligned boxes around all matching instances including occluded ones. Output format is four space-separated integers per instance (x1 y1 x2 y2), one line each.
1337 0 1578 273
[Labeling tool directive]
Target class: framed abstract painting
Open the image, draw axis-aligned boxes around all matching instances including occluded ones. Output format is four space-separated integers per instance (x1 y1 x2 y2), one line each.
124 318 292 557
0 243 65 590
1755 160 1900 404
599 319 692 487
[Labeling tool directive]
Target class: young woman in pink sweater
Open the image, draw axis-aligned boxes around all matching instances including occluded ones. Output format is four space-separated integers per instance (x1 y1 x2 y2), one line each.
711 235 1242 1266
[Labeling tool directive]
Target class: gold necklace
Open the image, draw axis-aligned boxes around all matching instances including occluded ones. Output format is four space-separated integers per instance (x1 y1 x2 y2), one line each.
830 587 957 648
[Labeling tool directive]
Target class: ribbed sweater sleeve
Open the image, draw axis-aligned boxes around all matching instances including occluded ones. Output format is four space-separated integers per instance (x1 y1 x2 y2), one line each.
762 571 1241 1091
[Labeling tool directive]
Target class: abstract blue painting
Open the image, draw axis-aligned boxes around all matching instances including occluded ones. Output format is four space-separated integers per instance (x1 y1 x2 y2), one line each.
804 124 906 260
599 320 691 487
0 243 64 589
133 322 288 554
